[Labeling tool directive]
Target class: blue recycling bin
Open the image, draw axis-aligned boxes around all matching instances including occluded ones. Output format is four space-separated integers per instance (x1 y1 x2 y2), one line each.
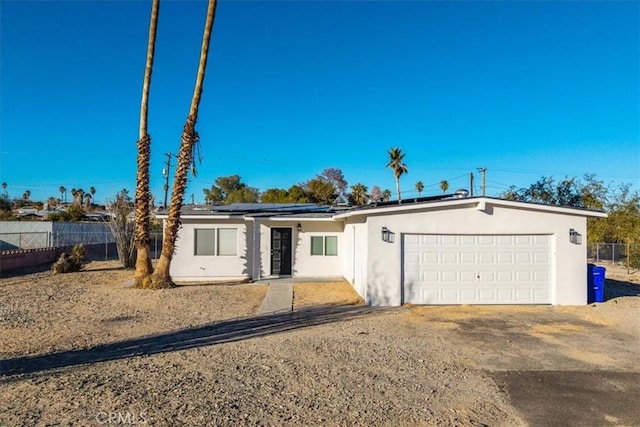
587 264 606 303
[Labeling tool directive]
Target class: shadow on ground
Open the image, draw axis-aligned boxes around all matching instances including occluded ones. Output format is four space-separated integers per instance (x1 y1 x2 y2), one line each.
0 305 388 378
605 279 640 301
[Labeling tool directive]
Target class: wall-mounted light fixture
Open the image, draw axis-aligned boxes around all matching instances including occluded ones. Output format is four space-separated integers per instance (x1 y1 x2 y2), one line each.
381 226 395 243
569 228 582 245
297 222 302 232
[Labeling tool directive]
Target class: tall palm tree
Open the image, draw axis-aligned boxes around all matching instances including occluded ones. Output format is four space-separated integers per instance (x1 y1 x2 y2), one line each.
386 147 408 203
133 0 160 289
415 181 424 197
440 180 450 194
59 186 67 203
76 188 85 206
2 182 7 197
349 183 368 206
71 188 78 205
151 0 218 288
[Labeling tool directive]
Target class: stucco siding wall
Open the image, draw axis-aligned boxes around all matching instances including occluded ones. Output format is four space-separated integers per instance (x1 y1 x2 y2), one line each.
293 221 344 277
170 219 251 280
362 203 588 306
344 219 368 300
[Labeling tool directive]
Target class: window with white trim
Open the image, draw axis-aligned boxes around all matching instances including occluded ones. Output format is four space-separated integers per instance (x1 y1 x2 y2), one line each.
194 228 238 256
310 236 338 256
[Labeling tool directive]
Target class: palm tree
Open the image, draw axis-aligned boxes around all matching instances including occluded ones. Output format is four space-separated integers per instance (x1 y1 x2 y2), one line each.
2 182 7 197
382 189 392 202
84 192 92 208
349 183 368 206
89 186 96 198
133 0 160 288
23 190 31 202
76 188 85 205
386 147 408 203
440 180 450 194
415 181 424 197
152 0 218 288
59 186 67 203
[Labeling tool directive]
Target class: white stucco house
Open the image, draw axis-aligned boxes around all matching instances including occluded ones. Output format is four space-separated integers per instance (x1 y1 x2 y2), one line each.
158 195 606 306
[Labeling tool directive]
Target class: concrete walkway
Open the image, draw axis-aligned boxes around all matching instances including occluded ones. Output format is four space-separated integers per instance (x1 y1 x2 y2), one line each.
257 282 293 315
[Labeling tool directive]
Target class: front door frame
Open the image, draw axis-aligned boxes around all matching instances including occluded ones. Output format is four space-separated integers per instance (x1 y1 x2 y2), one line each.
270 227 293 276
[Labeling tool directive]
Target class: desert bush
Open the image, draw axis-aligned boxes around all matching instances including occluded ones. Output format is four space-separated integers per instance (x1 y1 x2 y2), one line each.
52 244 87 273
106 189 136 268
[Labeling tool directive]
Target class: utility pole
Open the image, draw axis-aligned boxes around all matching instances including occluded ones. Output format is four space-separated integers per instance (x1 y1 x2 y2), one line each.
469 172 474 197
477 167 487 197
162 152 174 209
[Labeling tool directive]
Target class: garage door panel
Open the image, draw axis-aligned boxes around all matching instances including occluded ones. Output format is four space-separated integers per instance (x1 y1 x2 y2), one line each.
403 234 551 305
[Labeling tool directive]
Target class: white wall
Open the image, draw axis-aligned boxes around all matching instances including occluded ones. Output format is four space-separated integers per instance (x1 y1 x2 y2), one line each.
258 220 344 278
170 218 252 280
360 202 588 306
344 218 368 300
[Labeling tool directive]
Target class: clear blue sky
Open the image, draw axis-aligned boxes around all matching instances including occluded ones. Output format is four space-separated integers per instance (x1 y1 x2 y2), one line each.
1 0 638 204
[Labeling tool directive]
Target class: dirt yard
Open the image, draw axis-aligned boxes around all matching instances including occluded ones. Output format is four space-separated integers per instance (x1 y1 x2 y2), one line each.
1 261 639 426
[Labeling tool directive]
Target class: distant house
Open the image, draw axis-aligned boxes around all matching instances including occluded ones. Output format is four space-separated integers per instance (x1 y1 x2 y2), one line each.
158 196 606 306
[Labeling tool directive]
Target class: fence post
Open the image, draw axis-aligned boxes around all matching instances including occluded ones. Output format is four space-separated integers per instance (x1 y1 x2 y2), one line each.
612 244 615 264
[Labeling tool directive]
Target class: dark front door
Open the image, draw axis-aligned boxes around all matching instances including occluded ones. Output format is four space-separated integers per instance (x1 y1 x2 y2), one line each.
271 228 292 276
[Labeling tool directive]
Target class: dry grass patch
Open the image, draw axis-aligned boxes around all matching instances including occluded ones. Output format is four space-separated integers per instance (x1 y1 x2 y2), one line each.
293 281 364 308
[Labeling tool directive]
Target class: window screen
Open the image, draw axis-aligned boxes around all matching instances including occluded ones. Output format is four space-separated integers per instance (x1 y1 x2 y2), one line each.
194 229 215 255
310 236 324 255
325 236 338 256
217 228 238 256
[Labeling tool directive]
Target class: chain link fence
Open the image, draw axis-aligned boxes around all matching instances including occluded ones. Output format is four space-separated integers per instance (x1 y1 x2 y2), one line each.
0 231 163 261
587 242 640 269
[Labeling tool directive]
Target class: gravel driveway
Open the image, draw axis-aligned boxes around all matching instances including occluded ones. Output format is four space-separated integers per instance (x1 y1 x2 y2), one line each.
1 261 638 426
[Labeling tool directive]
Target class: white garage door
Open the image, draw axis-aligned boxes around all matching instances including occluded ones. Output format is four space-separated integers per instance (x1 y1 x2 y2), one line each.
403 234 551 305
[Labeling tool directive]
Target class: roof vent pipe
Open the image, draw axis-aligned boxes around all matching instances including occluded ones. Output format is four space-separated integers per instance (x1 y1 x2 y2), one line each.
454 189 470 198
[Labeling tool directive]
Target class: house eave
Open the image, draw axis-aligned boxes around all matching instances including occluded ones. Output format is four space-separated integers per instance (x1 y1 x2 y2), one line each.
333 197 608 219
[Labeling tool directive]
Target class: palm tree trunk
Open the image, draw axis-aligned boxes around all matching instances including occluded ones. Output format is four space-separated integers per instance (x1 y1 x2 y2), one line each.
396 176 402 203
133 0 160 288
151 0 218 288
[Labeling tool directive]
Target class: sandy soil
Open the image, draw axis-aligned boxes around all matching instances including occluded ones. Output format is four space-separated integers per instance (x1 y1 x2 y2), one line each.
1 260 639 426
293 281 364 308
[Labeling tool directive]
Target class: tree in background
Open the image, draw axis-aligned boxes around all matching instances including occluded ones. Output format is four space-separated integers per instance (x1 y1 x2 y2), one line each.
318 168 348 202
260 188 290 203
440 180 449 194
386 147 408 203
203 175 259 204
382 189 392 202
59 186 66 203
152 0 217 288
349 183 368 206
22 190 31 202
84 192 92 208
305 178 337 205
415 181 424 197
369 185 383 203
133 0 160 288
2 182 7 197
